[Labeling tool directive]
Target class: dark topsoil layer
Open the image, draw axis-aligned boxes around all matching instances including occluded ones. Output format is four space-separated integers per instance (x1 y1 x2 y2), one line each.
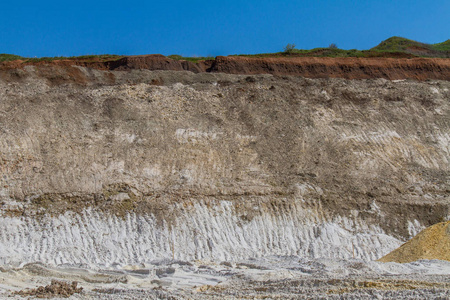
2 55 450 81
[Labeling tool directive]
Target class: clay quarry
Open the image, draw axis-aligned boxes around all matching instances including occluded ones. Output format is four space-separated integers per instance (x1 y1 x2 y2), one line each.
0 51 449 298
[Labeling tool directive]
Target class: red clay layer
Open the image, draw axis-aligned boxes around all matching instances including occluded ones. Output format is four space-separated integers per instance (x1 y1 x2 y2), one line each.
209 56 450 81
1 55 450 81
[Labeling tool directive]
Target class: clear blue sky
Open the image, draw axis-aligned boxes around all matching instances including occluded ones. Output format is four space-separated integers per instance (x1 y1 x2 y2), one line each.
1 0 449 57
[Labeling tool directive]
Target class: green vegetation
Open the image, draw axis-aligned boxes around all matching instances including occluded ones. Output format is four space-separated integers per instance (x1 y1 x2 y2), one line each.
241 37 449 59
0 54 23 62
75 54 123 60
371 36 424 51
24 54 124 63
371 36 450 57
329 43 338 49
432 40 450 51
240 47 382 58
167 55 214 63
22 56 70 62
283 43 297 54
287 47 370 57
0 54 124 63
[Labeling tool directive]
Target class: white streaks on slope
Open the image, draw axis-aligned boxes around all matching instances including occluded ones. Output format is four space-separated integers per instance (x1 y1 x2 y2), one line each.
0 200 401 268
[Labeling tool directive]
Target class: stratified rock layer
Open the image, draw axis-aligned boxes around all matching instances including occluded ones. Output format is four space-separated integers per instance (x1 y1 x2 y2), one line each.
0 65 448 266
2 55 450 81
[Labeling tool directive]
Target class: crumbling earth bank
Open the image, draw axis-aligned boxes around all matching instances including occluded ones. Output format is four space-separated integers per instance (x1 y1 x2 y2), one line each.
2 55 450 81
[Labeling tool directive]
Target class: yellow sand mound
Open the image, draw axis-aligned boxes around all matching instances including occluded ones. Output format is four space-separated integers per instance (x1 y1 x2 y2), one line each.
378 221 450 263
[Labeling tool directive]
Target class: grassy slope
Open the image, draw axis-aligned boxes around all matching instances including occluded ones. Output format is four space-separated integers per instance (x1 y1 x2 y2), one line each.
432 40 450 51
371 36 450 57
0 54 23 62
371 36 425 51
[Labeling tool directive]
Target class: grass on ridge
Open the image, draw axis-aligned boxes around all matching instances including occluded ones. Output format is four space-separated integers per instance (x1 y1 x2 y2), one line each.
0 54 124 63
0 54 24 62
233 48 372 58
167 55 215 63
432 40 450 51
371 36 450 57
1 37 449 63
236 36 449 59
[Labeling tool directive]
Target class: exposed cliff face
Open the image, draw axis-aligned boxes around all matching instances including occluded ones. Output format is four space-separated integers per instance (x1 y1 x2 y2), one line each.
209 56 450 81
0 65 449 267
2 55 450 81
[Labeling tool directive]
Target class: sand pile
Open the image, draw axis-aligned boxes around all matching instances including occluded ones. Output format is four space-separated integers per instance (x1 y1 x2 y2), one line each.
378 221 450 263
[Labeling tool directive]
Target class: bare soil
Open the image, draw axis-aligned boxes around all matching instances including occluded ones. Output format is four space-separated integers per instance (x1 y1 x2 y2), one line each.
1 55 449 81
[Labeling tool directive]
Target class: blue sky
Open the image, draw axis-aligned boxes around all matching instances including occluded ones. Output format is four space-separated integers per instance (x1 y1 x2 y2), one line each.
1 0 449 57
